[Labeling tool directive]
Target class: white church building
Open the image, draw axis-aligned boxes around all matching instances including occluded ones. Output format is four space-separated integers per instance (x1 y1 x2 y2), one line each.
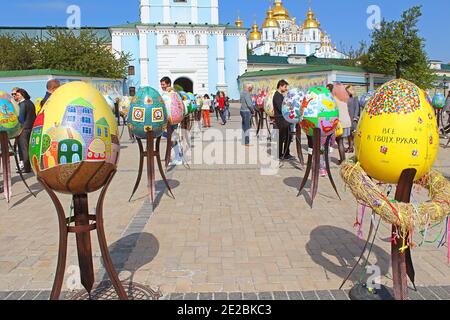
248 0 347 59
110 0 248 99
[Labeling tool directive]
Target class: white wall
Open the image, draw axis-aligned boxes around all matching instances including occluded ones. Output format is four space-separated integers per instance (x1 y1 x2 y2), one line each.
157 46 209 95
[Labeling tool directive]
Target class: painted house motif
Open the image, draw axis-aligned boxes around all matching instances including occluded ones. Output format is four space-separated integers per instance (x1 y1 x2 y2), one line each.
87 138 106 161
29 97 120 172
61 99 95 157
30 112 45 172
57 127 83 164
94 117 111 161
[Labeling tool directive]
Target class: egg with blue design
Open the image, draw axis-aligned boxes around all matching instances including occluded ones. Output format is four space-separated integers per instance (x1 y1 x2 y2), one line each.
128 87 168 138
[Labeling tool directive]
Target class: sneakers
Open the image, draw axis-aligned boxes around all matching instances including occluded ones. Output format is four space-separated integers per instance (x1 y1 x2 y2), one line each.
320 168 327 177
283 154 296 161
169 159 183 166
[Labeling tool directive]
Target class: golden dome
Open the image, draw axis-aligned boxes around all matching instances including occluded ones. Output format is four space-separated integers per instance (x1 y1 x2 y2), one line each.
262 9 279 28
302 9 321 29
235 16 243 28
272 0 290 20
249 23 262 41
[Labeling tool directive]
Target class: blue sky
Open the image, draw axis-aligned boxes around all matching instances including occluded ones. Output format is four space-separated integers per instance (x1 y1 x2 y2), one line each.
4 0 450 62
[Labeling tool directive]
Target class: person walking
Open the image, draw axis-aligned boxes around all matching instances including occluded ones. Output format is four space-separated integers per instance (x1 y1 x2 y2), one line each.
333 84 352 154
212 93 219 121
16 89 36 173
202 94 212 128
240 84 255 146
345 85 360 153
273 80 293 160
160 76 182 165
216 91 227 125
445 92 450 125
225 95 231 120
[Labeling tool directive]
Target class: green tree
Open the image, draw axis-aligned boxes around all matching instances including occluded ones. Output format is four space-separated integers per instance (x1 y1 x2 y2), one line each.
0 29 131 79
365 6 436 88
41 134 51 155
0 34 38 70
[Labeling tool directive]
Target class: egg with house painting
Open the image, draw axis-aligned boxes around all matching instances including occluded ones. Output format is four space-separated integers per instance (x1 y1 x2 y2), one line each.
29 81 120 194
264 90 276 117
282 88 305 124
432 93 446 109
128 86 168 139
0 91 22 139
300 86 339 136
162 91 184 125
354 79 439 184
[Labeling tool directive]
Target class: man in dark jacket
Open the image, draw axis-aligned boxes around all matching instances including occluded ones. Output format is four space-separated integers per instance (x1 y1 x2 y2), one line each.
273 80 293 160
16 89 36 173
41 79 61 108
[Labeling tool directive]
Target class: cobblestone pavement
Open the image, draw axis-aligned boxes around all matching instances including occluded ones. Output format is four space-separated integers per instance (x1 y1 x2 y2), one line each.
0 103 449 299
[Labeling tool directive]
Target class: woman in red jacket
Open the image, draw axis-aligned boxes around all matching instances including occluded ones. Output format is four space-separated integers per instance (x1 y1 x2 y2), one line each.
216 91 227 125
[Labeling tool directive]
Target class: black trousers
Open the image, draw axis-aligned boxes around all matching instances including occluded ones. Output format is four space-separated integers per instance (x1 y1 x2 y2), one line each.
276 120 291 159
18 129 32 171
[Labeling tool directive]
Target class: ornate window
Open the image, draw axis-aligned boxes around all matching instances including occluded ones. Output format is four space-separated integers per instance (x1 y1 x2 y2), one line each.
178 33 186 45
195 34 201 45
163 34 169 46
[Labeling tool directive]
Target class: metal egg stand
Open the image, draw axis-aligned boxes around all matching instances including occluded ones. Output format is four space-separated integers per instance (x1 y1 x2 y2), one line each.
0 131 36 203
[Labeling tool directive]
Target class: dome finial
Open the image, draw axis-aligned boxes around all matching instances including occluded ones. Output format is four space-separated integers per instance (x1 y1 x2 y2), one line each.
235 10 243 27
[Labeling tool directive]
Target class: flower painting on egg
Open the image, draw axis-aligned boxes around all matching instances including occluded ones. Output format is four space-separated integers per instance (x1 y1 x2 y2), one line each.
300 86 339 136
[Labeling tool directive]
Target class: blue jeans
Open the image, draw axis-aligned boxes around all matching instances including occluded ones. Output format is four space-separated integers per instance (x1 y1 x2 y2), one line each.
240 110 251 145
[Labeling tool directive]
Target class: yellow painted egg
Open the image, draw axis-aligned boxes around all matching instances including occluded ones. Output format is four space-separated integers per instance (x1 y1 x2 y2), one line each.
355 79 439 184
29 81 120 194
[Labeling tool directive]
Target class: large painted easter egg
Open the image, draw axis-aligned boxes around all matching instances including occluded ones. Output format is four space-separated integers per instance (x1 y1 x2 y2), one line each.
282 88 305 124
300 86 339 136
128 87 168 139
0 91 21 139
187 93 197 114
118 96 131 117
264 90 276 117
162 91 184 125
29 82 120 194
178 91 190 116
354 79 439 184
432 93 446 109
256 92 266 109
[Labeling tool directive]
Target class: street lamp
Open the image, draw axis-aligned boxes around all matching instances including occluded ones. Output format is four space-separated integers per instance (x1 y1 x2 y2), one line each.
365 72 370 93
443 75 447 96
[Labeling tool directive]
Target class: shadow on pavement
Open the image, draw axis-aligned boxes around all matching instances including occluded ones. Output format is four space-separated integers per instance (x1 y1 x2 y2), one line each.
103 232 159 290
306 225 390 286
10 182 44 208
